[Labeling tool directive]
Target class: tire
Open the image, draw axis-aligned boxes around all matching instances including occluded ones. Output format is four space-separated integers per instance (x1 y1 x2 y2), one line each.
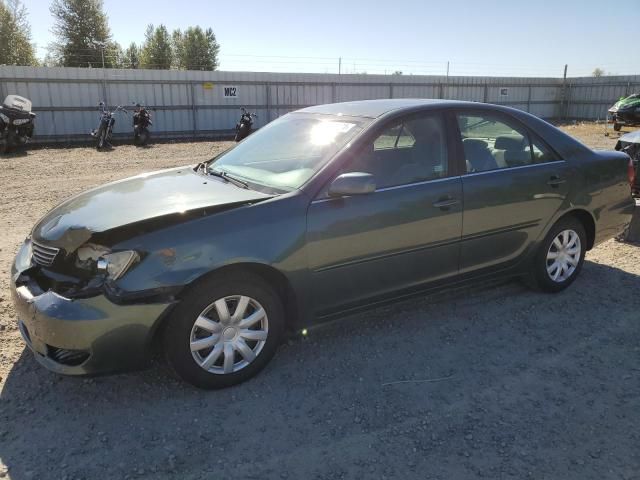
138 129 149 146
614 123 622 132
530 217 587 293
235 125 248 142
1 131 15 154
96 127 106 150
163 272 285 389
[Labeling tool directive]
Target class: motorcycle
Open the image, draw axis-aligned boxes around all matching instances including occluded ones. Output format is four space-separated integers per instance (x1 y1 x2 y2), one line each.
235 107 257 142
90 102 127 150
132 103 152 146
0 95 36 154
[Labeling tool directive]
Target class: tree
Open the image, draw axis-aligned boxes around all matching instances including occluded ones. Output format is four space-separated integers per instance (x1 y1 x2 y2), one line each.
140 24 173 69
0 0 37 65
592 67 605 77
172 26 220 71
124 42 140 69
49 0 114 67
392 71 403 76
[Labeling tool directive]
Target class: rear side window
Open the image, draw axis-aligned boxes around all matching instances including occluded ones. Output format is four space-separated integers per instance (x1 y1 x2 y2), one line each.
457 113 558 173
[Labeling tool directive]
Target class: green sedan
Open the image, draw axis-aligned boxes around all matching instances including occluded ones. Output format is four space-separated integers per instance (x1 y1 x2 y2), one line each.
10 99 635 389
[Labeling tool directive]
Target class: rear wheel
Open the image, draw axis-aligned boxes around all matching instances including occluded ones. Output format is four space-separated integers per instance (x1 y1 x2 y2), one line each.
614 122 622 132
530 217 586 293
163 272 285 389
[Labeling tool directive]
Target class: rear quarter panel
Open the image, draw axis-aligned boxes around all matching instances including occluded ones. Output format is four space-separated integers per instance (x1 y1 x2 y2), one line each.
510 109 634 246
567 150 635 246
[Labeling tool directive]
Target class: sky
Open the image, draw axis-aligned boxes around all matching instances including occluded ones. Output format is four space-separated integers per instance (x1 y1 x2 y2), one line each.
24 0 640 77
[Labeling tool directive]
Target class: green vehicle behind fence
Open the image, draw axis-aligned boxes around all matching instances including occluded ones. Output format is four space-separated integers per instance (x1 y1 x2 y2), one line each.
609 93 640 131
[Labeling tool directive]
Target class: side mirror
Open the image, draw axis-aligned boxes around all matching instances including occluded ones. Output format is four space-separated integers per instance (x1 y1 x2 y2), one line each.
328 172 376 197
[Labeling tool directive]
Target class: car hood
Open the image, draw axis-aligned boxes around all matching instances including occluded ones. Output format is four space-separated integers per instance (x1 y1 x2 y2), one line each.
32 167 272 250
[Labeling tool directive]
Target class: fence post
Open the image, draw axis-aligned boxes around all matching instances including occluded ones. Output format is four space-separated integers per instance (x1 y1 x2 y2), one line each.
332 82 337 103
266 83 271 123
560 64 568 119
101 68 107 106
527 84 532 112
389 83 393 99
483 83 488 103
190 82 197 139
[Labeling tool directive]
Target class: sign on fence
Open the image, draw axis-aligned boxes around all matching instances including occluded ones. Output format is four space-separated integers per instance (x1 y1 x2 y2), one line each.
223 86 239 98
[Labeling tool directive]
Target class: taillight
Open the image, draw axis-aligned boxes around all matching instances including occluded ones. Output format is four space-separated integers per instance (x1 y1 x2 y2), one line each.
628 158 636 189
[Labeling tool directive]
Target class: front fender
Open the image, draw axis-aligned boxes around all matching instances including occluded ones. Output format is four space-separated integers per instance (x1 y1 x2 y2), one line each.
109 193 312 316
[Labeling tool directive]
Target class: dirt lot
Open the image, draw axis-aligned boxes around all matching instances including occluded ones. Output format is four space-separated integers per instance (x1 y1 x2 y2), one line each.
0 124 639 480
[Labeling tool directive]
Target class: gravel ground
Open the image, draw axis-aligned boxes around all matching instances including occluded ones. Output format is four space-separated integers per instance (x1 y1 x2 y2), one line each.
0 125 639 480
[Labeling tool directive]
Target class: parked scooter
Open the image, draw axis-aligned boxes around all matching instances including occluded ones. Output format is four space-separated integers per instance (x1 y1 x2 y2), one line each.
90 102 127 150
235 107 257 142
0 95 36 154
132 103 152 146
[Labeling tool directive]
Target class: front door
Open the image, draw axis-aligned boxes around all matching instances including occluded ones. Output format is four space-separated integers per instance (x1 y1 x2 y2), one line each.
455 111 570 273
306 112 463 315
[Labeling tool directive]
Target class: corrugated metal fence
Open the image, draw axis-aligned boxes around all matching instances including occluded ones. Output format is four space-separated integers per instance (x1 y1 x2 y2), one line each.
0 66 638 143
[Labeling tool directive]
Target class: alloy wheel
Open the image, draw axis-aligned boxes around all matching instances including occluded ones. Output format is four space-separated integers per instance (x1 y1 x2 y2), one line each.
546 229 581 282
189 295 269 374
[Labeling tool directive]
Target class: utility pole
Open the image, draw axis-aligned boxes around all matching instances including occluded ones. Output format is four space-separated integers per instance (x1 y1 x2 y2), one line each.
446 61 450 78
101 46 105 69
338 57 342 75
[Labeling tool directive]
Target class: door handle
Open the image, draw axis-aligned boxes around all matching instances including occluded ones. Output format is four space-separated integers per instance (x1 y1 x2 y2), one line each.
547 175 566 187
432 197 460 209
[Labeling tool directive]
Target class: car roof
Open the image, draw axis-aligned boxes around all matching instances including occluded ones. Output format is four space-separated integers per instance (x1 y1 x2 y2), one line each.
298 98 475 119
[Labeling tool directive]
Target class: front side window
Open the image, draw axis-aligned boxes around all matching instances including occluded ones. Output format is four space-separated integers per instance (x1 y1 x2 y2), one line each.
208 113 367 192
457 113 558 173
342 114 448 189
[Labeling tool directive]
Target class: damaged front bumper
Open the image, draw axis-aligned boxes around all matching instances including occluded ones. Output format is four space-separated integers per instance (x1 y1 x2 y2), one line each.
10 240 174 376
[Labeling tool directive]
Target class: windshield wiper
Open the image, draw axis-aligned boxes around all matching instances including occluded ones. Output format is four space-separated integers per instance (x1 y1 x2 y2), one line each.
208 169 249 189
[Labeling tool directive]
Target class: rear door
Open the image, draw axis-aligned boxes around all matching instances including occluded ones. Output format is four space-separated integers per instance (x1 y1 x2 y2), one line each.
306 111 463 314
454 110 569 273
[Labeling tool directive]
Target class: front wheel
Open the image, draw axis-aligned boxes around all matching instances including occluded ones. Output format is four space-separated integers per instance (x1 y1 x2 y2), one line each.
530 217 586 293
235 124 249 142
163 272 285 389
96 127 106 150
134 128 150 146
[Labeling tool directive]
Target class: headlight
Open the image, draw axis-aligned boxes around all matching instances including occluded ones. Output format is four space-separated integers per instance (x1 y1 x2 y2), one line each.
96 251 139 280
0 112 9 123
13 118 30 126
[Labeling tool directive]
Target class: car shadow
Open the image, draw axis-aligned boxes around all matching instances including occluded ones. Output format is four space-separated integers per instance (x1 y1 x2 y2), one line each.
1 258 639 479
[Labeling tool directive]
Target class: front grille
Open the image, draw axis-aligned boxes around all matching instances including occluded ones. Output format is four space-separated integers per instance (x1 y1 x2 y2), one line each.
32 241 60 267
47 346 90 366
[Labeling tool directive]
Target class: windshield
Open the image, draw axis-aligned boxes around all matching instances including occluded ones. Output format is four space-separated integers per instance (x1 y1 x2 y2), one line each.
208 113 367 192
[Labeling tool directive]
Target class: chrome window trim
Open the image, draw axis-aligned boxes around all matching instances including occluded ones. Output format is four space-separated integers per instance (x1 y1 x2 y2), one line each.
463 159 566 178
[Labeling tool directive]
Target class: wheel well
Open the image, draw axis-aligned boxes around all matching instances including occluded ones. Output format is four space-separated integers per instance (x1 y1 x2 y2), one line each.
561 209 596 250
150 263 299 352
